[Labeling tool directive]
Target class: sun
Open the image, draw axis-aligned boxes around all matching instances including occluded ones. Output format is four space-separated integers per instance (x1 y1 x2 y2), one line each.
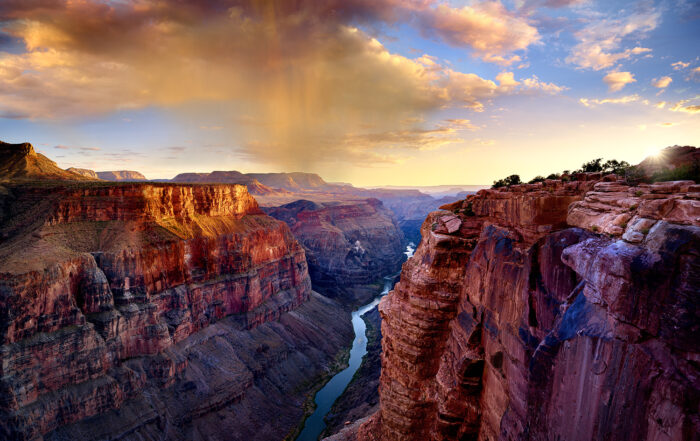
644 145 665 161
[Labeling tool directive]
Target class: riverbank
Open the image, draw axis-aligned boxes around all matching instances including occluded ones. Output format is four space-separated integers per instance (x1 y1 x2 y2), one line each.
321 306 382 437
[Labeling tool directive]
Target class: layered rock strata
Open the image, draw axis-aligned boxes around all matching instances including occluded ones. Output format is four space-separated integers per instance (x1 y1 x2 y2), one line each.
0 182 345 440
359 176 699 441
265 199 405 304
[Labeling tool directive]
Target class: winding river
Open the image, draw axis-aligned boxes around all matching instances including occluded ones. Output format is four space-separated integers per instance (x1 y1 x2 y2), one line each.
296 244 415 441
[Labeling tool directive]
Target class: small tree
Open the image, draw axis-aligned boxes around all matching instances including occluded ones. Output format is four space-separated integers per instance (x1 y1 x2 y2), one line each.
528 175 546 184
578 158 604 172
602 159 630 174
492 174 522 188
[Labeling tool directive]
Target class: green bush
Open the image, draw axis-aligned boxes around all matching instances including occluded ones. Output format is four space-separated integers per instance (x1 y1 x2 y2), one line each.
650 163 700 183
528 175 546 184
492 174 522 188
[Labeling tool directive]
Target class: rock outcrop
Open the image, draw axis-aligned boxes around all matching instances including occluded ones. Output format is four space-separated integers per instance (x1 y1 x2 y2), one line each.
65 168 100 180
359 173 699 440
264 199 405 304
96 170 147 181
0 141 91 181
0 180 352 440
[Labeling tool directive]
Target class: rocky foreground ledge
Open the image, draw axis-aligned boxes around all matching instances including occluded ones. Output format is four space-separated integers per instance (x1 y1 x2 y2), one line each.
0 181 352 440
355 171 698 440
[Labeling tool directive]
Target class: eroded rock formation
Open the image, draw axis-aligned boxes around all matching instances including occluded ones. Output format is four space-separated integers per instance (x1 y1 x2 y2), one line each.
264 199 405 304
0 181 351 440
359 174 699 440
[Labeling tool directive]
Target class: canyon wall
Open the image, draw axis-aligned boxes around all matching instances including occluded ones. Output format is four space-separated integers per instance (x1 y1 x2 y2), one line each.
359 176 699 441
0 182 352 440
265 199 405 304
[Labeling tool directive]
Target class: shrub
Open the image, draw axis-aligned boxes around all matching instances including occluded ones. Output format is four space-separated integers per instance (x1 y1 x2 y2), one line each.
578 158 604 173
635 190 643 197
546 173 560 180
591 225 599 232
492 174 522 188
575 158 631 175
528 175 546 184
650 163 700 183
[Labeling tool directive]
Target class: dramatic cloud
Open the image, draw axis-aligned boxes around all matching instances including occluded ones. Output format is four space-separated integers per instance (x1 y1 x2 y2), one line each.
416 2 540 65
603 71 636 91
566 8 658 70
651 76 672 88
0 0 553 167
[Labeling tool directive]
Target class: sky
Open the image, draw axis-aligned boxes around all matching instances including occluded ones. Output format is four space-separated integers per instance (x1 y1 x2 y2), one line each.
0 0 698 186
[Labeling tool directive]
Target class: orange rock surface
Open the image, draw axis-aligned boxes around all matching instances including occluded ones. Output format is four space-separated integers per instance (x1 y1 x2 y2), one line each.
0 181 315 439
359 175 699 441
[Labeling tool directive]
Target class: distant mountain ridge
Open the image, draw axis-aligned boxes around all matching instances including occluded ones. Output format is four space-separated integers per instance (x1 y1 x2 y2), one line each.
97 170 147 181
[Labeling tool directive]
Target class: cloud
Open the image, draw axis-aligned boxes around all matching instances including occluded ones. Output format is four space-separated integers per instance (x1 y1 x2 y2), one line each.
0 0 555 167
442 119 479 131
671 61 690 70
162 146 187 153
651 76 672 88
54 145 101 151
520 75 568 93
669 97 700 114
566 7 658 70
416 2 540 65
690 66 700 81
579 95 642 107
603 71 636 92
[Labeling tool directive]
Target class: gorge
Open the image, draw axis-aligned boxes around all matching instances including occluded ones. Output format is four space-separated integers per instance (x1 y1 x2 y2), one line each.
0 142 698 441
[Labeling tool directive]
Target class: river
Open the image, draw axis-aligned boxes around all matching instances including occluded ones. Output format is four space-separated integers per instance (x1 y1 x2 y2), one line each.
295 244 415 441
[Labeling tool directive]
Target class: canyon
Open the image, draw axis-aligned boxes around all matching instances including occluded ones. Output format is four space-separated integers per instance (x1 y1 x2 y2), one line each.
0 142 357 440
2 140 697 441
264 199 405 304
354 149 699 441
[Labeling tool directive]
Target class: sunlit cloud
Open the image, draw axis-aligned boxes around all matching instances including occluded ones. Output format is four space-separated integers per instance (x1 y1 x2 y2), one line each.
651 76 672 88
671 61 690 70
0 0 559 168
669 97 700 114
566 7 658 70
603 71 636 91
579 94 643 107
414 2 540 65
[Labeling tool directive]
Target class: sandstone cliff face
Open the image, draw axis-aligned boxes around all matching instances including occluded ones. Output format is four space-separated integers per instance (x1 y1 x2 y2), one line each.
360 177 699 441
0 182 337 440
0 141 91 181
264 199 405 304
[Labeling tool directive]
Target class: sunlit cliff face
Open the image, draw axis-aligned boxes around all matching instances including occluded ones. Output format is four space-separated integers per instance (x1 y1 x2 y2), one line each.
0 0 698 184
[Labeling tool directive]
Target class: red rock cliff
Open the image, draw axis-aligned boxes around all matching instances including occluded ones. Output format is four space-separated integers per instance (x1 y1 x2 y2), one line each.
359 176 699 441
0 182 318 440
264 199 405 303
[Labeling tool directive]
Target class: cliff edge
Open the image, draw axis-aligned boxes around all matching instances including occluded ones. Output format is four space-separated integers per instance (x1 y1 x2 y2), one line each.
357 151 699 441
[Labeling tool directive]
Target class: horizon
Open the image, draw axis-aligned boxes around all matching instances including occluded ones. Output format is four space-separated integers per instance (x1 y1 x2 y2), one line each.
1 0 699 186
